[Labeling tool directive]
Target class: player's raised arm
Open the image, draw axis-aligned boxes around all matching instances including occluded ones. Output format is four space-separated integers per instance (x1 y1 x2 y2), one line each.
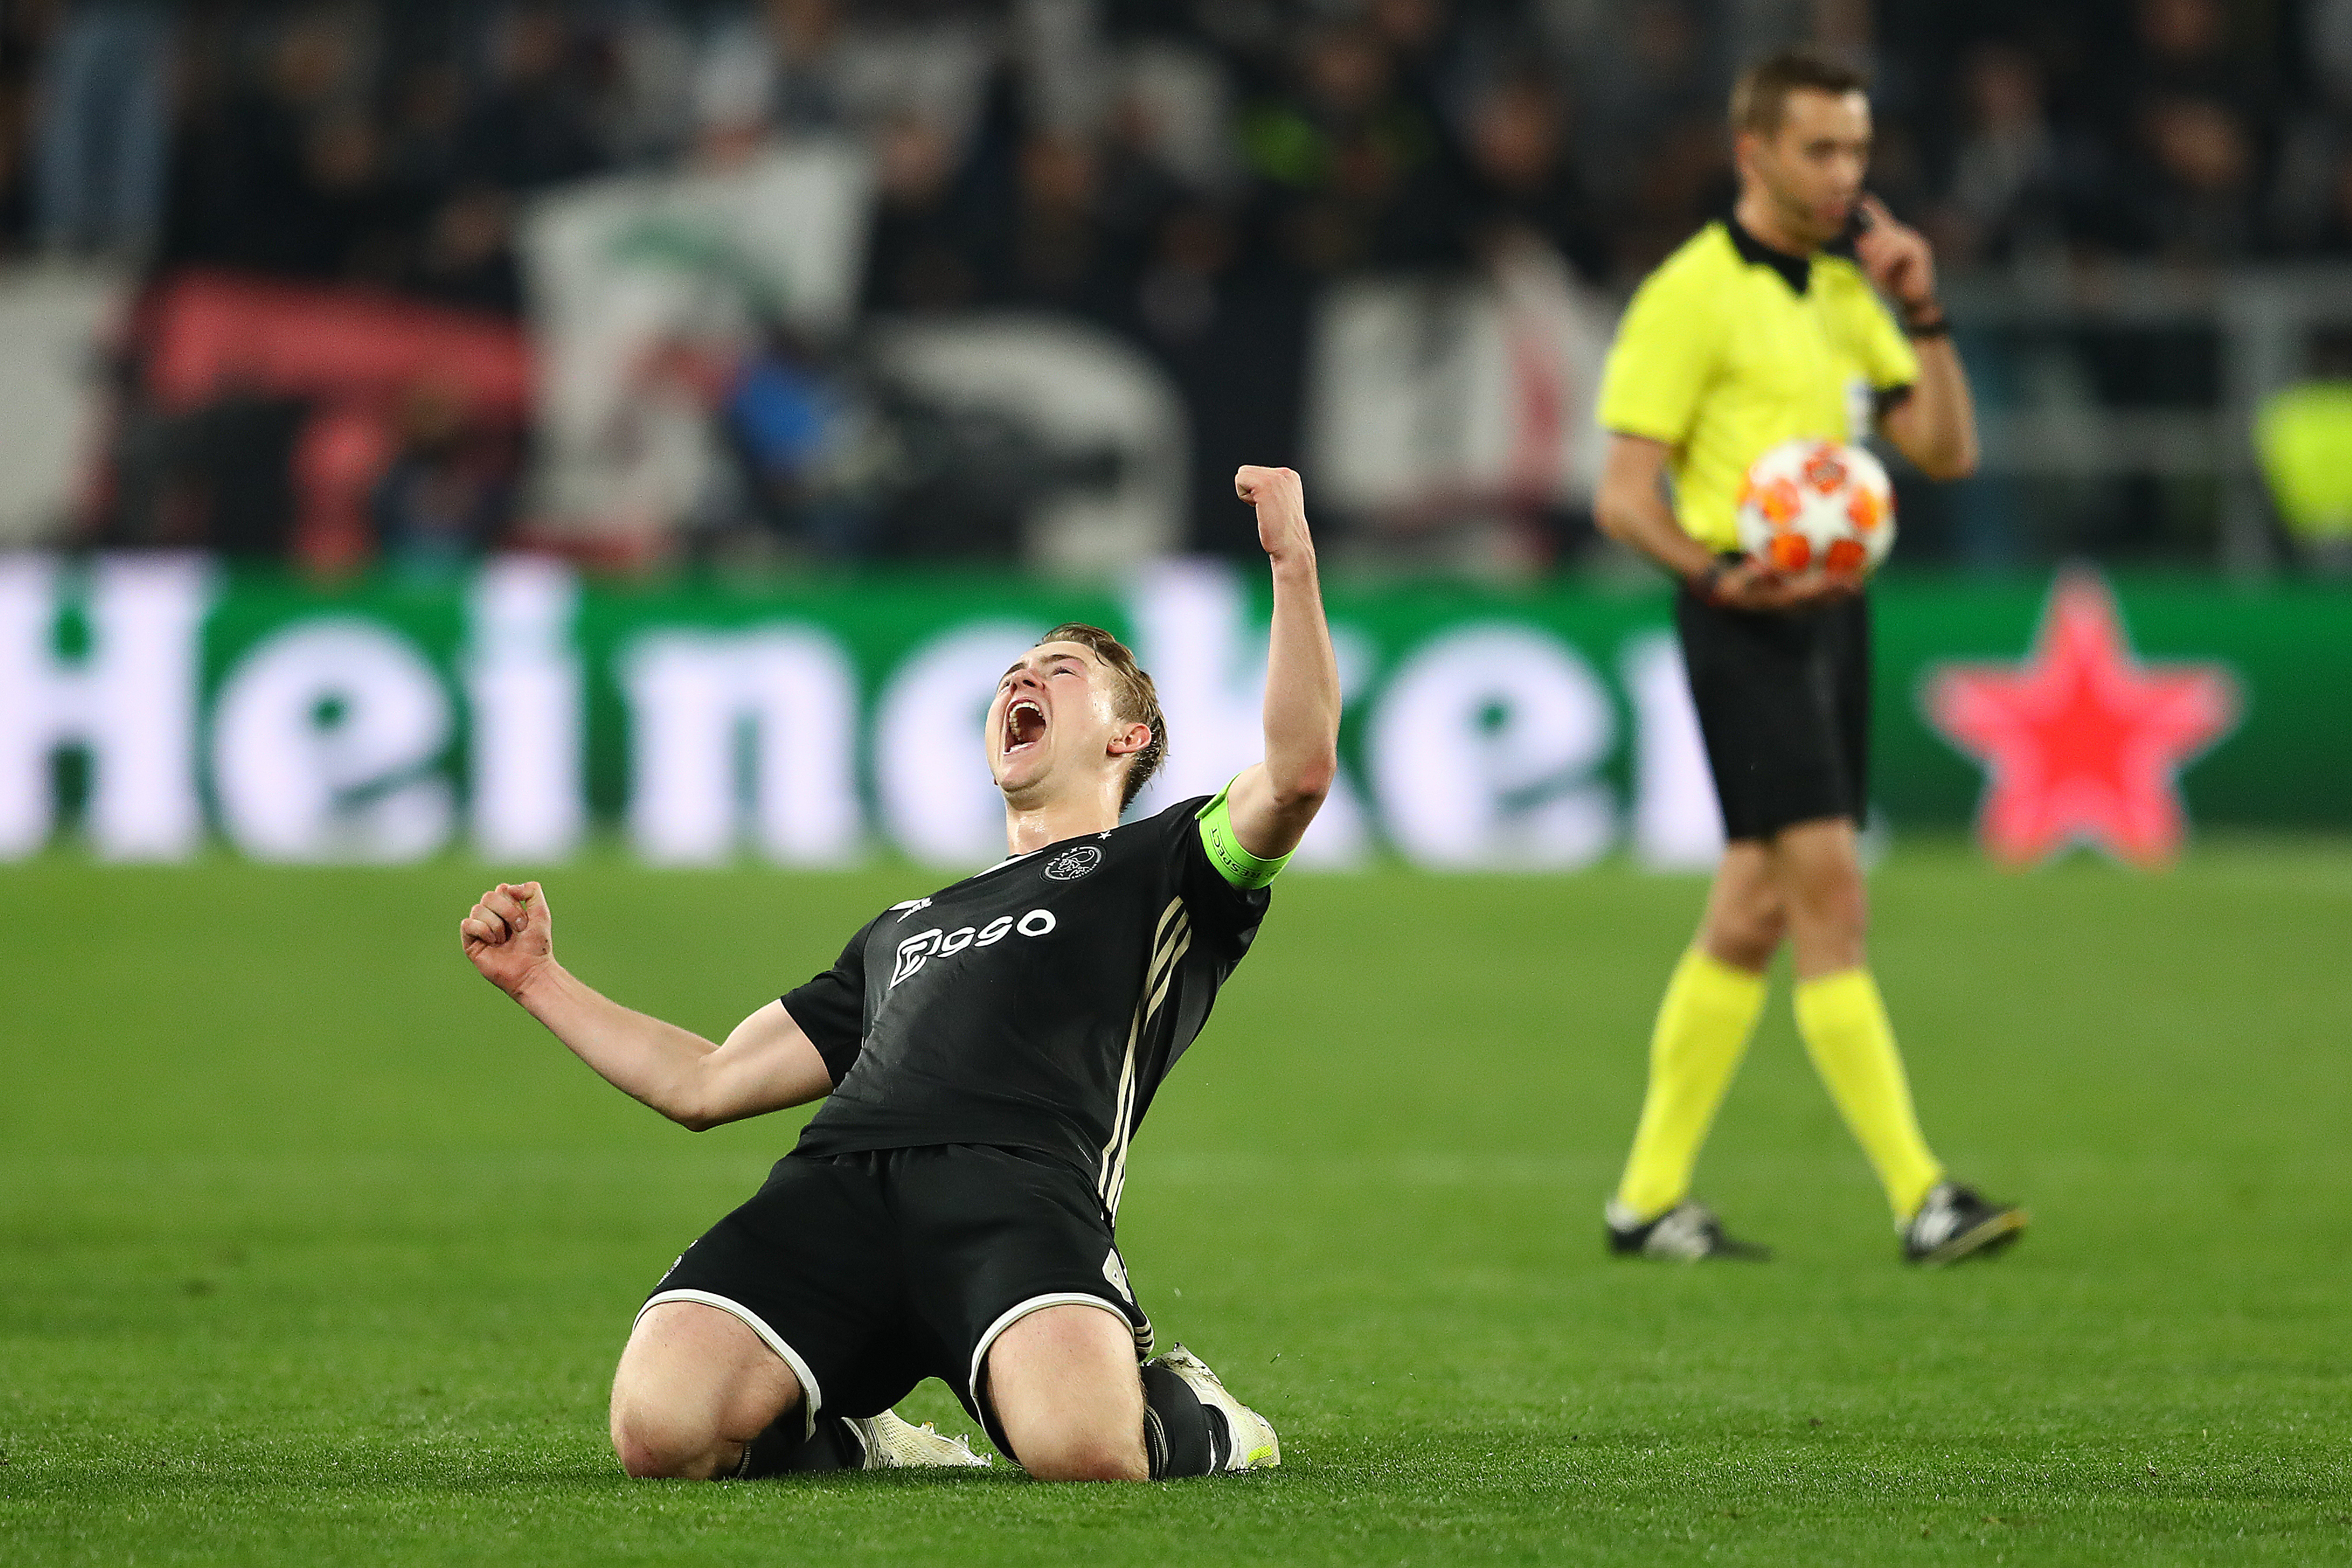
1222 466 1341 861
460 882 832 1130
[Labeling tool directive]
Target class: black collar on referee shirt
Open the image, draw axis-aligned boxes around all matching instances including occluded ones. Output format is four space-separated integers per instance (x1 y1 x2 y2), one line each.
1726 216 1812 296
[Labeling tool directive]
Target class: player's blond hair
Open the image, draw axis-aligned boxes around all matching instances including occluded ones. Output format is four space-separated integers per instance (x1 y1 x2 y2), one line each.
1038 623 1166 810
1729 48 1871 139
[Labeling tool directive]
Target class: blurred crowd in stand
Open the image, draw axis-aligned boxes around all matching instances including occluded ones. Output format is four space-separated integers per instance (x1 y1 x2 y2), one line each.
3 0 2350 570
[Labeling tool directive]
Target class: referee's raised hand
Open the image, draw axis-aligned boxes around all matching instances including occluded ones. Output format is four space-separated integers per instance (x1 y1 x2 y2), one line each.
1851 194 1937 313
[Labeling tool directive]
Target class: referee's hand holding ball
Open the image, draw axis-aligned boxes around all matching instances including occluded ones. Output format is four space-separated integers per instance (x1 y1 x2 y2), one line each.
1705 556 1860 614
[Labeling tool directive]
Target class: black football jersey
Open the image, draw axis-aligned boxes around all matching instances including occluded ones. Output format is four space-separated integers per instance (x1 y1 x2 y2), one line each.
781 796 1269 1216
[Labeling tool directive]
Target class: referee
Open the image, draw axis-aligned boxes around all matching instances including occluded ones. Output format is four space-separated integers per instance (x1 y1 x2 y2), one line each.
1592 49 2024 1264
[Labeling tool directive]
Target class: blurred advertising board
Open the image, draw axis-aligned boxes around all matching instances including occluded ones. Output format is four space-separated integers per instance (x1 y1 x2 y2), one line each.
2 554 2342 869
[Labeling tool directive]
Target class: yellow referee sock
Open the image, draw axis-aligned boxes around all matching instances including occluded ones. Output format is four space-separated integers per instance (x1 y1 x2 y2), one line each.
1614 949 1768 1222
1793 969 1944 1221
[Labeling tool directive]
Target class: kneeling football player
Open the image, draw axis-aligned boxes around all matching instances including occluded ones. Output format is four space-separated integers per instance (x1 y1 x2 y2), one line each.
460 466 1338 1482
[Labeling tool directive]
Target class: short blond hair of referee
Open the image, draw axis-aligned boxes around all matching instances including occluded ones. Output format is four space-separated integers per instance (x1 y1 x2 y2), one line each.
1592 48 2025 1265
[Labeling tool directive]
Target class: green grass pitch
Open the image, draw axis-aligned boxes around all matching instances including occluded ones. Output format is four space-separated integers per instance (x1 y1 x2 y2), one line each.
4 842 2349 1564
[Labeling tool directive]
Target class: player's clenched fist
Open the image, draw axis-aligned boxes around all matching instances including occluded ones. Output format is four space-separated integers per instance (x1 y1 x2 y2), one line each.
1234 465 1313 566
462 880 554 998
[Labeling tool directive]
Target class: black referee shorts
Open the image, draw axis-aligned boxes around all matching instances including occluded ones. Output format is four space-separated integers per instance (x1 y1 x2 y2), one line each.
1674 577 1871 843
639 1144 1152 1452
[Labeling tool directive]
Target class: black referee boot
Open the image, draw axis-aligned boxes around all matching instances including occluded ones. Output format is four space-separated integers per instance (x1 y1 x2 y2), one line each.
1902 1182 2027 1265
1606 1199 1771 1261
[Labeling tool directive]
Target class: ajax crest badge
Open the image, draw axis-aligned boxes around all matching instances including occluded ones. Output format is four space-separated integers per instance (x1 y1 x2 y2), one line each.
1045 844 1103 882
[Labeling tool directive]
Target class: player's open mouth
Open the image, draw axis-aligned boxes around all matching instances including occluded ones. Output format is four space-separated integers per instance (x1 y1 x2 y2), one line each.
1004 698 1047 756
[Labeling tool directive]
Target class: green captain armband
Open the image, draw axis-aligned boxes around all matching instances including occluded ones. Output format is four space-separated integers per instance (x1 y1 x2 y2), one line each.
1196 780 1291 890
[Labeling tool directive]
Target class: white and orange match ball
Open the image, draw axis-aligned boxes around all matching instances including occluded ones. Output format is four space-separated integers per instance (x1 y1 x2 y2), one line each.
1733 438 1897 578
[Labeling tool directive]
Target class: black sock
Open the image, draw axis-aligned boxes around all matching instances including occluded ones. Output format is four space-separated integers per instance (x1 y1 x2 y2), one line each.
732 1414 866 1477
1140 1361 1228 1479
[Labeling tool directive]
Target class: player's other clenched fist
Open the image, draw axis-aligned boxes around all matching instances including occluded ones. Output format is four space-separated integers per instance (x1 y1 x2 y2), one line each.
462 880 554 997
1234 465 1314 566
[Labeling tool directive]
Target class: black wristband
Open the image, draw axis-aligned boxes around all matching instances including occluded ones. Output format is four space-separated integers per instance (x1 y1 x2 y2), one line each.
1685 560 1730 602
1904 304 1952 339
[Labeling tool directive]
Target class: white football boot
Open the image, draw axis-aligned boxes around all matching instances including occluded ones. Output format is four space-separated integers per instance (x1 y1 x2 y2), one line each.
845 1410 992 1469
1152 1344 1281 1471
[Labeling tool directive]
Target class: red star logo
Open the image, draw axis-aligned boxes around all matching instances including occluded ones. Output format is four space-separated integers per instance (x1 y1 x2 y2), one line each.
1921 571 2241 866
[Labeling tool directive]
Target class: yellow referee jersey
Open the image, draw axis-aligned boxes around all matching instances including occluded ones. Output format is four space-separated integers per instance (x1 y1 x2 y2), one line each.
1597 220 1919 551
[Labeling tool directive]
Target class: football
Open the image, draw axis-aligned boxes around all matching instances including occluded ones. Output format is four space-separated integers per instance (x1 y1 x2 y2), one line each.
1733 438 1897 577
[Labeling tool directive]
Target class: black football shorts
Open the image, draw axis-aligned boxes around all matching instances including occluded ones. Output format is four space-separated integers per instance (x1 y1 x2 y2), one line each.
639 1143 1151 1451
1675 575 1871 842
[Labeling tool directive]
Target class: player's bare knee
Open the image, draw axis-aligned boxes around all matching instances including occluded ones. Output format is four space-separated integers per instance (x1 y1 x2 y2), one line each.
1018 1429 1149 1483
610 1410 724 1480
608 1378 747 1482
612 1432 685 1480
